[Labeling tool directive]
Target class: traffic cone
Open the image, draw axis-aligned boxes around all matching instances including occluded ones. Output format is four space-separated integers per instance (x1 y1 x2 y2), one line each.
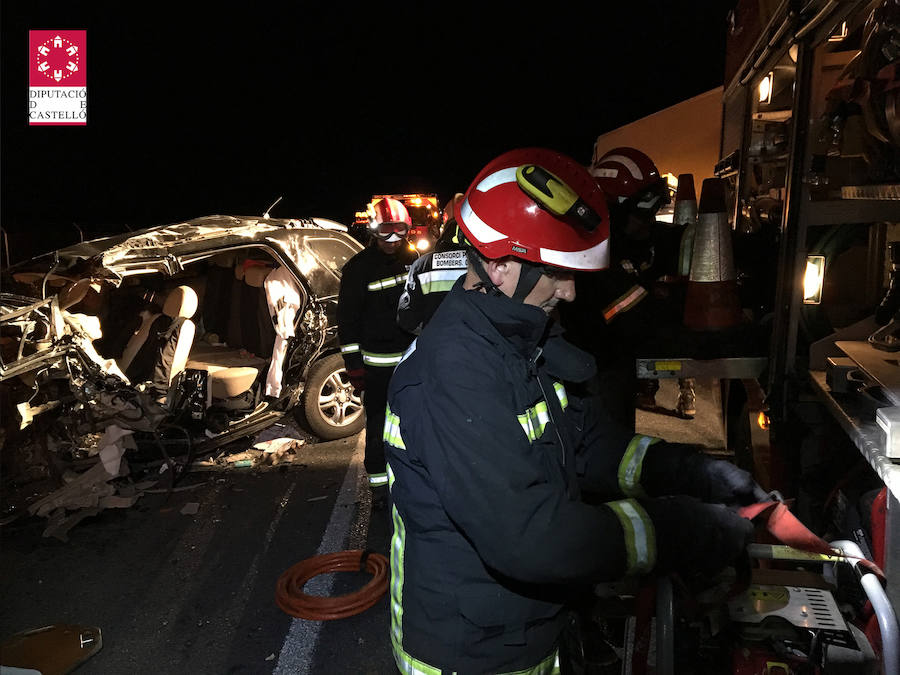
674 174 698 278
683 177 742 331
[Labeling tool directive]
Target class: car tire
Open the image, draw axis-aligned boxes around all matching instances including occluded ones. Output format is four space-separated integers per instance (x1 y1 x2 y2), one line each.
294 353 365 440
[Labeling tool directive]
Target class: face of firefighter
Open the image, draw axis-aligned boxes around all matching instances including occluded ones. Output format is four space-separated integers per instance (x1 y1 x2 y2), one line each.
470 258 576 313
375 237 405 254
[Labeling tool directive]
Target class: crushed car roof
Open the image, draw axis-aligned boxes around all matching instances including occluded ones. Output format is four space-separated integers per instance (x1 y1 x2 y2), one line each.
75 215 351 266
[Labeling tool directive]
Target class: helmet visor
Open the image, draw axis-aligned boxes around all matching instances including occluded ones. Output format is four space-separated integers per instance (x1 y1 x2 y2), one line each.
373 221 410 241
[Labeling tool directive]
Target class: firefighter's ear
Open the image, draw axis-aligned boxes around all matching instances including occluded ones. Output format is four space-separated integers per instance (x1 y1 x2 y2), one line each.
484 257 516 290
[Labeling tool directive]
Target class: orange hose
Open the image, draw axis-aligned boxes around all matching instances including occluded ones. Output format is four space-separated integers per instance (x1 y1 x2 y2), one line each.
275 549 389 620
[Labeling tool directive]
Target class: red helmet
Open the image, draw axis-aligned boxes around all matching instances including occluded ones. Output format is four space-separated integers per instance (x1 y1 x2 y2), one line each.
370 198 412 242
591 147 669 213
457 148 610 271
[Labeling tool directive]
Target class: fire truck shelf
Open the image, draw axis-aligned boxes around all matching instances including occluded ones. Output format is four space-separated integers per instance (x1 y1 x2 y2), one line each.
635 357 768 380
809 370 900 501
802 197 900 227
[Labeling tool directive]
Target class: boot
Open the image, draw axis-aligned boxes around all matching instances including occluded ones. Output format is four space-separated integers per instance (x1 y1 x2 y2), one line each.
676 378 696 419
635 379 660 411
876 242 900 325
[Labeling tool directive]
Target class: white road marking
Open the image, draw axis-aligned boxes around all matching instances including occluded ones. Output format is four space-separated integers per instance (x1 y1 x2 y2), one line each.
273 435 364 674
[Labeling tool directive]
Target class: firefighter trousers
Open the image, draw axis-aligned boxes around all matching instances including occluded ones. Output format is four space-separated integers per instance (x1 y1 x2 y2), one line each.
363 364 394 486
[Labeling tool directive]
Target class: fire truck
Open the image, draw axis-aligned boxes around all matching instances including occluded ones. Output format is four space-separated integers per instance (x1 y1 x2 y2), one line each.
717 0 899 594
353 193 442 251
582 1 900 670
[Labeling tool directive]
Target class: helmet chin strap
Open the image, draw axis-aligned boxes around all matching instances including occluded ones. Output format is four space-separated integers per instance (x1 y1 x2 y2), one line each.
511 261 543 302
467 249 543 302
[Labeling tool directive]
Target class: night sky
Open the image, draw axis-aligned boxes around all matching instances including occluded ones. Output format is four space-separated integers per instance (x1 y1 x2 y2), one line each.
1 1 735 262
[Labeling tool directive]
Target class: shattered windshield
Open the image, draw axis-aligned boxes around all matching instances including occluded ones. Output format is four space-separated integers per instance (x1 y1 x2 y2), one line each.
302 236 358 297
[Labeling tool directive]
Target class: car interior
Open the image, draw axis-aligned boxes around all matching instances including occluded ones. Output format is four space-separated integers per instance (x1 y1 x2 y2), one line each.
58 246 304 432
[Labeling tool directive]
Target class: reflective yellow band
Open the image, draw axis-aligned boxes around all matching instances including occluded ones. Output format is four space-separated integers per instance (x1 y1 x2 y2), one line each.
392 638 559 675
368 473 388 486
518 400 550 442
340 343 360 354
603 284 648 322
553 381 568 409
419 269 465 294
617 434 660 497
383 406 406 450
362 351 404 366
607 499 656 575
368 274 407 291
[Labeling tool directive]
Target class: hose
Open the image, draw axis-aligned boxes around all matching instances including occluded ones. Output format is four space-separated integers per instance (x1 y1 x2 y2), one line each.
275 549 389 620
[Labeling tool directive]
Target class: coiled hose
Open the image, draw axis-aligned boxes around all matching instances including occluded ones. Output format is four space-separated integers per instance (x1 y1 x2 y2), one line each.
275 549 389 620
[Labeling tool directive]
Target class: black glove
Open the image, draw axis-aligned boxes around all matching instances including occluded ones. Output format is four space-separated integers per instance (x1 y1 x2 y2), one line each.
640 495 754 577
682 453 769 505
347 368 365 393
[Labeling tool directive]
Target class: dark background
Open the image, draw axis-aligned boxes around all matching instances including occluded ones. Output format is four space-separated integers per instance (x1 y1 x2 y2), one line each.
1 1 735 262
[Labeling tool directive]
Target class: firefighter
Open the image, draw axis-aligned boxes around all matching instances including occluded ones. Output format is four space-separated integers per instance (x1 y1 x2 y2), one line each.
396 193 467 334
561 147 695 432
384 148 764 674
337 197 417 499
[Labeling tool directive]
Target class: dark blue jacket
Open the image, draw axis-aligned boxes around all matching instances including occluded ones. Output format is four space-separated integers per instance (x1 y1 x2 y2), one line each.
385 280 662 674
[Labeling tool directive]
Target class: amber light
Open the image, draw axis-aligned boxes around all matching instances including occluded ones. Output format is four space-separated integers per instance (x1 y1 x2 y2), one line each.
757 411 770 430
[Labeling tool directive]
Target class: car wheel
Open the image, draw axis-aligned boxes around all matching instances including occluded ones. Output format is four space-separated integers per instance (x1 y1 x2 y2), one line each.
293 353 365 440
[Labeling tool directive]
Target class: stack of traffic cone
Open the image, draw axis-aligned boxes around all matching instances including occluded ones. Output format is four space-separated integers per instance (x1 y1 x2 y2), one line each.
673 174 698 278
683 177 742 331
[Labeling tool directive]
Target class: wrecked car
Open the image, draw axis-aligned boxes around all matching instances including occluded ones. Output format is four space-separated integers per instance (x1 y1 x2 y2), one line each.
0 215 365 483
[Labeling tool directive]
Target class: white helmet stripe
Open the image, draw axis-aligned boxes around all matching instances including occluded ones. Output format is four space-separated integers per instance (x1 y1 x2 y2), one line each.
602 154 643 180
460 198 507 244
540 237 609 270
475 167 518 193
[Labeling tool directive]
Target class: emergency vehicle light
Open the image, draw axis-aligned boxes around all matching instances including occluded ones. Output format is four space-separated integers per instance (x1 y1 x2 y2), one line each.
758 72 773 104
803 255 825 304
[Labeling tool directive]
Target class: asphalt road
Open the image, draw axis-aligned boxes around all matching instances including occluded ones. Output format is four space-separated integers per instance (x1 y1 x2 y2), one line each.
1 430 395 674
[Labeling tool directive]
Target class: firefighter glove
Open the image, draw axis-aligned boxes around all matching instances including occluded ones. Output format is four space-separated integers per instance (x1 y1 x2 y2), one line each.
347 368 365 393
640 495 754 577
683 453 769 506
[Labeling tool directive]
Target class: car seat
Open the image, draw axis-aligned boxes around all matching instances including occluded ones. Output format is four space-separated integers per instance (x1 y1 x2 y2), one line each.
118 286 197 393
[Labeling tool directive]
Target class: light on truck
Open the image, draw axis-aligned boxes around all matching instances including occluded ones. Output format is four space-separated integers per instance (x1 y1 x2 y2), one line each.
758 72 773 104
757 411 770 430
803 255 825 304
416 239 430 251
411 197 422 205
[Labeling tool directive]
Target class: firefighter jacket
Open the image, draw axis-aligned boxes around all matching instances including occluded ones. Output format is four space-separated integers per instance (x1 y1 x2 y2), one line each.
338 245 418 370
384 280 678 674
396 247 468 334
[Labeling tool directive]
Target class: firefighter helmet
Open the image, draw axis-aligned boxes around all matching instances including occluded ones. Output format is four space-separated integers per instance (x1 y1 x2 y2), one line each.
591 147 669 214
457 148 610 271
442 193 465 226
370 198 412 242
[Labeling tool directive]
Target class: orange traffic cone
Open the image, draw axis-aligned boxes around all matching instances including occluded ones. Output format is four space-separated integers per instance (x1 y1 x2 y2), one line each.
683 178 742 331
674 174 698 278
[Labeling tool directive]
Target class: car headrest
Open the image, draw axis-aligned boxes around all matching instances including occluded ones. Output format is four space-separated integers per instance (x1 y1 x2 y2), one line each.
163 285 198 319
243 265 272 288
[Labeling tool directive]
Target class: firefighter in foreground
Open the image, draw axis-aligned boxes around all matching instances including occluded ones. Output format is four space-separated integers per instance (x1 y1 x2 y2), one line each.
337 197 417 499
384 148 765 674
